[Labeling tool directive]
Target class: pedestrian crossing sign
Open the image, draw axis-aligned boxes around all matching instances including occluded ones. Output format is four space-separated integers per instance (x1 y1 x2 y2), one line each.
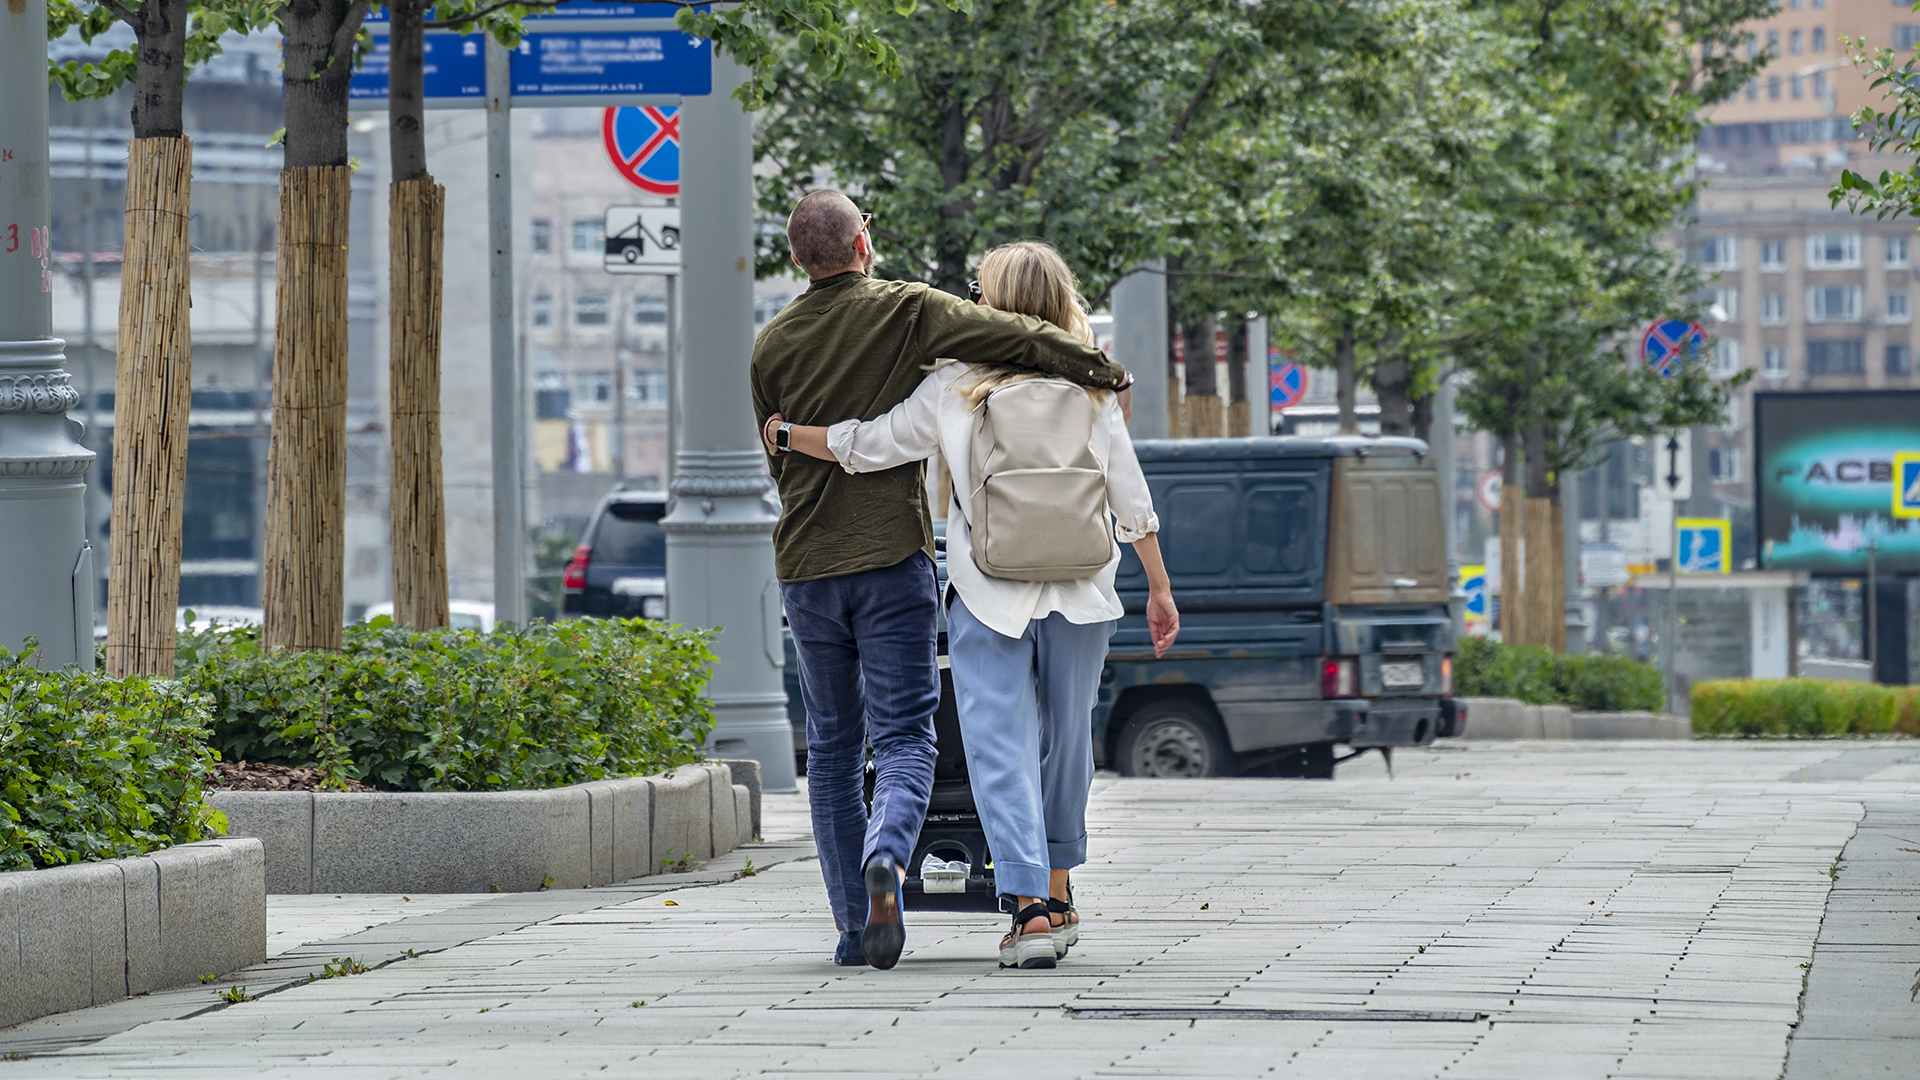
1676 518 1731 574
1895 452 1920 520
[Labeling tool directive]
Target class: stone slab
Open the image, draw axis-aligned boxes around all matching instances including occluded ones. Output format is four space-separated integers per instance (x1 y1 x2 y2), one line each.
1458 698 1689 740
733 785 752 847
205 791 312 894
651 766 713 868
1567 711 1691 739
0 839 265 1033
720 758 763 838
706 763 738 856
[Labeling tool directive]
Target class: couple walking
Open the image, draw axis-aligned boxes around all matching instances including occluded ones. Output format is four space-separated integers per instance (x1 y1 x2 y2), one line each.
751 190 1181 970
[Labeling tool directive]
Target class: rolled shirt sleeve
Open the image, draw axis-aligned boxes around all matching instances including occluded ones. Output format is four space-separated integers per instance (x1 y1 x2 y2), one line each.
1102 400 1159 543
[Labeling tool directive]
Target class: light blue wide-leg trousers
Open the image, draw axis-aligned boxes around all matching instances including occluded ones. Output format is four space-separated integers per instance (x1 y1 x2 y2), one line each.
946 595 1115 904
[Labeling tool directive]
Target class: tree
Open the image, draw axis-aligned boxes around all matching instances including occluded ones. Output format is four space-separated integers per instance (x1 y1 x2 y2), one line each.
1832 41 1920 221
49 0 254 675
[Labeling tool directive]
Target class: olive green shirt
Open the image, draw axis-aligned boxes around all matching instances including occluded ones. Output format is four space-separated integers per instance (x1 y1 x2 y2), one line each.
751 272 1129 583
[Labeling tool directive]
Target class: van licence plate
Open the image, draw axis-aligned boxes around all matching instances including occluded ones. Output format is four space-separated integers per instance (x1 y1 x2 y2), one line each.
1381 661 1425 688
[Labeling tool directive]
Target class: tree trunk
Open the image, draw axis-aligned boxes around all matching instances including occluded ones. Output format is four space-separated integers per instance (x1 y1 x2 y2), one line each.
1334 322 1358 434
1375 352 1412 436
1225 317 1250 437
265 0 365 650
1522 422 1562 650
934 91 970 295
106 137 193 676
1165 265 1185 438
1183 313 1220 438
384 0 449 629
1499 431 1524 645
264 167 353 650
127 0 189 140
1411 390 1434 447
388 179 449 629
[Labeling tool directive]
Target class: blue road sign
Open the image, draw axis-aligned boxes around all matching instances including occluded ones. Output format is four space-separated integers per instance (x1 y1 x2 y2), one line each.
1676 518 1730 574
604 106 679 194
1460 566 1487 617
1641 318 1707 378
365 3 695 25
350 28 710 106
350 34 486 103
1270 355 1307 409
1896 452 1920 520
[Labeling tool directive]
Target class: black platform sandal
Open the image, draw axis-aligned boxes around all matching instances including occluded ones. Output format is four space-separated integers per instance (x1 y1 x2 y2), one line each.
1047 883 1079 957
997 902 1057 969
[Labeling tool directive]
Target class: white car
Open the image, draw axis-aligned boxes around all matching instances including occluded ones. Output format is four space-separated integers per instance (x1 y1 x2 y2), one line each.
360 600 496 633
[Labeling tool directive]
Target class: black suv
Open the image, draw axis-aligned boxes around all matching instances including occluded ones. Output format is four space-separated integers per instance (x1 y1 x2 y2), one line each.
562 491 668 619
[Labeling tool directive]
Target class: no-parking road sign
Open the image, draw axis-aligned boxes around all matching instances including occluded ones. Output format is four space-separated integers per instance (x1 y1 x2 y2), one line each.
1642 318 1707 377
604 106 680 195
1269 350 1307 410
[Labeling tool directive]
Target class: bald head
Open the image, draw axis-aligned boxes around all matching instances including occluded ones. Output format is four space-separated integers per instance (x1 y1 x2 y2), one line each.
787 190 868 278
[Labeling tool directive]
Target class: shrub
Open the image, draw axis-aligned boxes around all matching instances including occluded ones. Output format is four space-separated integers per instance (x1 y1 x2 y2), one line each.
1692 678 1918 737
0 648 225 871
175 617 717 792
1454 637 1664 712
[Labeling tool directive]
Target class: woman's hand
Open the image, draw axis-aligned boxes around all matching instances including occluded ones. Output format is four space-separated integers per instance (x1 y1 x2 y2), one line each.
762 413 785 456
1146 588 1179 658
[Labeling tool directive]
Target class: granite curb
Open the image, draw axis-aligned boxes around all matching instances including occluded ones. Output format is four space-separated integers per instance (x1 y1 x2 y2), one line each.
0 838 267 1031
209 762 754 894
1459 697 1691 739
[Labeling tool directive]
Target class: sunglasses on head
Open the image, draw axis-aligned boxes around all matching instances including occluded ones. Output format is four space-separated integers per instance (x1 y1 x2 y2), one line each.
967 280 982 303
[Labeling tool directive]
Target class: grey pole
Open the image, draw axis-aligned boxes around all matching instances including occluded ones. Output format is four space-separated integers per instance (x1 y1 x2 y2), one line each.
1111 259 1168 440
486 39 526 626
666 265 678 486
1246 316 1269 436
664 54 797 793
0 0 95 667
1561 465 1587 653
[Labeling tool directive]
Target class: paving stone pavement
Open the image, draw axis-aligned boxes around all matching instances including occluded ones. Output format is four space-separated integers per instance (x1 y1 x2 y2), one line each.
2 740 1915 1079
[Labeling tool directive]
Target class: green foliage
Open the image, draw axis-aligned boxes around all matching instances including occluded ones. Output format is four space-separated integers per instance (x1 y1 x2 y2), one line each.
1454 637 1664 712
174 618 717 792
1833 40 1920 223
0 648 225 872
1692 679 1920 737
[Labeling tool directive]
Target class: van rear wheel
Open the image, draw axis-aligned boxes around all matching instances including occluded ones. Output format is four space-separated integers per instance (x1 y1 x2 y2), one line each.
1116 701 1231 778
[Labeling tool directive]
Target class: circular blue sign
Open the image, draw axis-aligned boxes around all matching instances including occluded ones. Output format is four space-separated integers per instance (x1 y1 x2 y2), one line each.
602 106 680 195
1270 353 1307 409
1641 319 1707 378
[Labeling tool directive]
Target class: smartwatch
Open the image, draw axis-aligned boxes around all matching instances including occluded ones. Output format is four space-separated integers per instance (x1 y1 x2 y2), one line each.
774 422 793 454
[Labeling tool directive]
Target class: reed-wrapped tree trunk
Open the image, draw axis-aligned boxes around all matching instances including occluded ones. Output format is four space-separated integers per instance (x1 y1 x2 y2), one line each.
1522 422 1563 650
106 137 193 676
1498 431 1525 644
384 0 450 629
1374 352 1413 437
263 167 352 650
1182 313 1222 438
1225 318 1250 438
1333 322 1358 435
387 179 448 627
1165 300 1185 438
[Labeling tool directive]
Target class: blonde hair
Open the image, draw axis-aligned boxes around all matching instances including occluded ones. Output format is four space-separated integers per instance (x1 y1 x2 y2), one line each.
952 241 1103 408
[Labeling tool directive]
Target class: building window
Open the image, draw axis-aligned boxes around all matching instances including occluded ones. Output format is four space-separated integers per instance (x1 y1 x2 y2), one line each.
1712 338 1744 376
1761 239 1786 271
1808 284 1862 321
1807 339 1866 374
1761 293 1787 325
1888 236 1910 268
1710 447 1743 482
574 371 613 405
1769 75 1782 99
532 293 554 329
1745 34 1756 59
1807 233 1862 268
1768 30 1780 52
630 369 669 408
1793 74 1805 99
754 294 791 326
1889 291 1912 323
1709 287 1739 320
573 291 610 327
1888 345 1912 375
1699 236 1739 270
1747 79 1759 101
1897 24 1920 49
1763 346 1787 375
571 218 602 254
633 295 668 325
1790 29 1803 53
1813 27 1826 51
531 218 552 255
1814 71 1828 98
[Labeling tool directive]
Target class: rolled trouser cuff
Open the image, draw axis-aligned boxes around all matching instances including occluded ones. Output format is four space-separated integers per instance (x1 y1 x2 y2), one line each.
993 859 1050 903
1047 837 1088 869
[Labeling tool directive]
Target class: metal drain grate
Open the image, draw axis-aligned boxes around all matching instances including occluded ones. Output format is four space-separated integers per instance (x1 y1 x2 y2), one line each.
1065 1007 1486 1022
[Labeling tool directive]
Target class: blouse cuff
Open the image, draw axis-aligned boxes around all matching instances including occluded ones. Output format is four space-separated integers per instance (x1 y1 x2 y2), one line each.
824 419 864 474
1114 510 1160 545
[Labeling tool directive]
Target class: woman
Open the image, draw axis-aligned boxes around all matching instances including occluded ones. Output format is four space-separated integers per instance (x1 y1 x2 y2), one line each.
763 241 1180 969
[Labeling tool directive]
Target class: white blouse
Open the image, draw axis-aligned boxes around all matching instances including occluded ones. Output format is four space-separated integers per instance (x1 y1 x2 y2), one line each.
824 363 1160 640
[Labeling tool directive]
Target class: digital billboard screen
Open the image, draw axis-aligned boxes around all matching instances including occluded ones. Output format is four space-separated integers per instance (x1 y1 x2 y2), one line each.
1754 390 1920 575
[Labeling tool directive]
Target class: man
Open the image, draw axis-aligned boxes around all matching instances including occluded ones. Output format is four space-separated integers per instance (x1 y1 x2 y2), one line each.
752 190 1129 969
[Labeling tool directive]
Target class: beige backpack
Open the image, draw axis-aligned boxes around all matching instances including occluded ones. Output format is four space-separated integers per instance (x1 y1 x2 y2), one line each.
967 377 1115 581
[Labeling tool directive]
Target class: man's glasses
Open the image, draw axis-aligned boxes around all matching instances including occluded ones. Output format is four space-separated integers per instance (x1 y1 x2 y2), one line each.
967 280 982 303
859 213 874 232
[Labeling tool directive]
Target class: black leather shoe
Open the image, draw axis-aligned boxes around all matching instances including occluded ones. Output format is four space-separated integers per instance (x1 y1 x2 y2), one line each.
861 855 906 970
833 930 868 966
